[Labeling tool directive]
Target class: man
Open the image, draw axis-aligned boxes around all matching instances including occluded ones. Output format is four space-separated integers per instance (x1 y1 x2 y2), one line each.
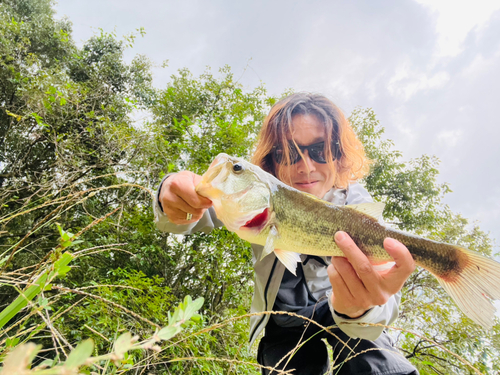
155 93 418 374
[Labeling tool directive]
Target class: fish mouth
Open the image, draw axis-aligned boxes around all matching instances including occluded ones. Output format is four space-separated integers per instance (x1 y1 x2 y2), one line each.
195 154 230 198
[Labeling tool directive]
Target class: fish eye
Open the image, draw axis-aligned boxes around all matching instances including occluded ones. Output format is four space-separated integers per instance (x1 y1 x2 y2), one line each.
232 163 244 174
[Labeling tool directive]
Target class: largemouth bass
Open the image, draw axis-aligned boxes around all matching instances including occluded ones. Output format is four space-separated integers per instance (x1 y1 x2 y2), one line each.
195 153 500 329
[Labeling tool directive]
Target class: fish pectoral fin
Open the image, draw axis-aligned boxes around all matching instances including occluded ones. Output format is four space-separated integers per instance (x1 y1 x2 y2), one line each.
260 225 279 261
347 202 386 220
274 249 301 276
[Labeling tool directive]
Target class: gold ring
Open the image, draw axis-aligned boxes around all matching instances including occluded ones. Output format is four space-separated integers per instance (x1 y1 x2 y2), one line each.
186 213 192 220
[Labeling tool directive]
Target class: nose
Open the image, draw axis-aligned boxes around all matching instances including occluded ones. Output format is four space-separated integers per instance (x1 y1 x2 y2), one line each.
296 150 316 174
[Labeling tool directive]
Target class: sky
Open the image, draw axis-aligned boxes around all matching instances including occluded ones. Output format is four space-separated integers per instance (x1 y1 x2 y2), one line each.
55 0 500 246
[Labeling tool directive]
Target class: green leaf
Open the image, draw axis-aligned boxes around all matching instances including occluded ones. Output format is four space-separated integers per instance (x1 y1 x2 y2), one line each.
421 361 435 366
157 326 181 341
114 332 133 357
53 252 74 272
190 313 202 322
183 297 204 321
57 265 72 277
5 109 22 122
1 343 42 373
63 338 94 369
0 253 73 330
56 223 64 237
37 296 50 310
5 337 20 347
170 305 181 324
34 358 55 369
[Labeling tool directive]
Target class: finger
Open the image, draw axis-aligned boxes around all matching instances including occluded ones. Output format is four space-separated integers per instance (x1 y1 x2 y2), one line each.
161 184 205 216
159 176 210 224
160 172 212 223
328 263 370 318
381 238 416 288
169 172 212 209
160 187 207 225
163 195 206 223
331 256 368 299
327 263 353 302
334 231 381 288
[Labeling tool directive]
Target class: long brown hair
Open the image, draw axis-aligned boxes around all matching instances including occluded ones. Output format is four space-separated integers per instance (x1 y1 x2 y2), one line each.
251 93 369 189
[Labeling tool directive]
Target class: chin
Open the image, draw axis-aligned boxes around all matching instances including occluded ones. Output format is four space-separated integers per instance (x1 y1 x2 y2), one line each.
310 190 325 198
297 187 323 198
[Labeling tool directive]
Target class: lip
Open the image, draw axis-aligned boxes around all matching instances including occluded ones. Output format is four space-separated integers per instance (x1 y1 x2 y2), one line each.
294 181 319 189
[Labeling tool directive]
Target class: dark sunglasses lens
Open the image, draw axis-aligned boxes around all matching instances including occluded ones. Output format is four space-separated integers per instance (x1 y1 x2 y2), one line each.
308 143 327 163
273 146 284 164
288 145 300 164
274 145 300 165
274 141 339 164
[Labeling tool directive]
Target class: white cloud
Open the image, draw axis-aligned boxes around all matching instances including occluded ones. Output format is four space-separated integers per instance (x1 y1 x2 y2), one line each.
387 106 418 149
414 0 500 58
461 49 500 80
387 62 450 101
436 129 464 148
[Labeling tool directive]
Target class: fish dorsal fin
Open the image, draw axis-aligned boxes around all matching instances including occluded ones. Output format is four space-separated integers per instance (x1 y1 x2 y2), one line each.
347 202 385 220
261 225 279 261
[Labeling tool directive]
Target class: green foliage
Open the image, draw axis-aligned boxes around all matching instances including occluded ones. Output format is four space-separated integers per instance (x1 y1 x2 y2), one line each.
350 107 452 233
60 268 176 348
0 296 205 374
0 2 264 373
149 66 272 177
0 251 72 331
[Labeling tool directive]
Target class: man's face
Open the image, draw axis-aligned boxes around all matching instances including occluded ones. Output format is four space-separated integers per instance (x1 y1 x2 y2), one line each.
275 114 335 199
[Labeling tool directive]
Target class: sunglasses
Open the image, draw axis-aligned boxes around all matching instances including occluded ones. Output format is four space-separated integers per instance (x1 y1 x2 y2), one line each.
272 141 341 165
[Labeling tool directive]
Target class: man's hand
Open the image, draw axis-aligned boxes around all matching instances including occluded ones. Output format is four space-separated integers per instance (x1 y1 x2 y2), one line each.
159 171 212 224
327 231 415 318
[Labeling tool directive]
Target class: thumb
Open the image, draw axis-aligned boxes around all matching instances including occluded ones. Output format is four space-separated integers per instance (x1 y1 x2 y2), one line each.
191 173 212 207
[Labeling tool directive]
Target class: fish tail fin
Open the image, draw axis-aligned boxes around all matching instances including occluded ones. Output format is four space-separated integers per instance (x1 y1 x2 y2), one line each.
433 247 500 329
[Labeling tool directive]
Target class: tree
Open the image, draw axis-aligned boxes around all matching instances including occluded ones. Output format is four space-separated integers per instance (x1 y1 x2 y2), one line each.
0 1 269 372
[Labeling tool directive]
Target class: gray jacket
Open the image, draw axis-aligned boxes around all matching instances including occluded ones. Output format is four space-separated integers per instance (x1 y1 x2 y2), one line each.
154 179 400 346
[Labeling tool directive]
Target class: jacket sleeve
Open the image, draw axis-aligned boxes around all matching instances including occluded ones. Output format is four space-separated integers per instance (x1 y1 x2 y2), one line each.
327 289 401 340
328 182 401 340
153 174 223 235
